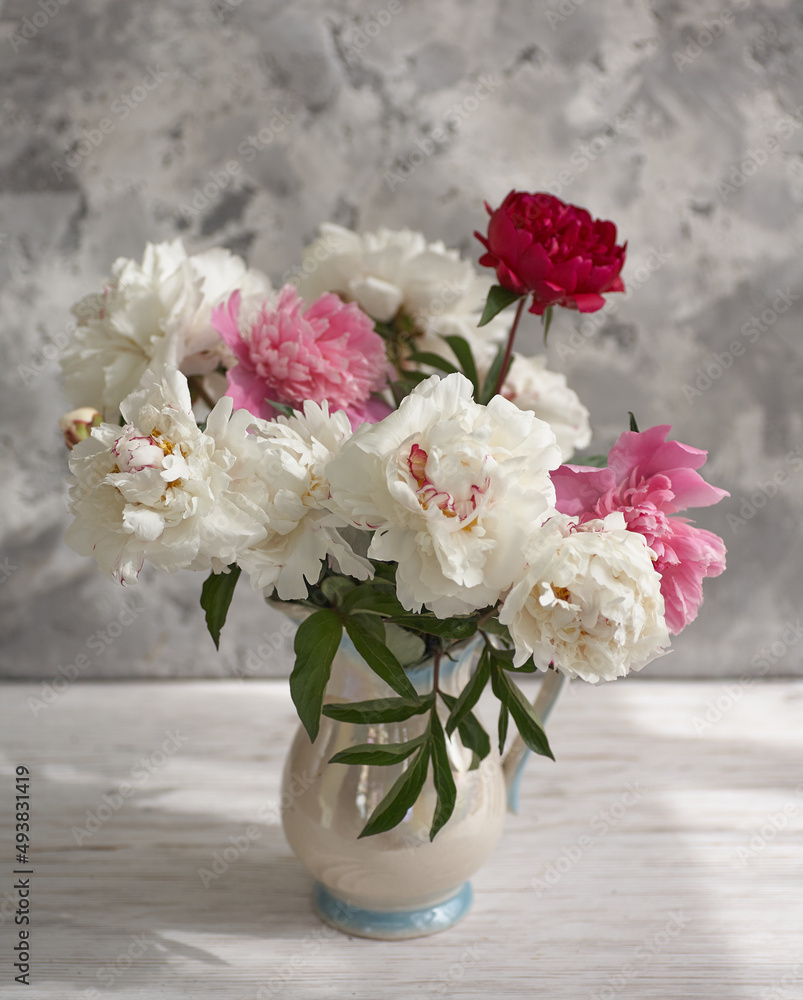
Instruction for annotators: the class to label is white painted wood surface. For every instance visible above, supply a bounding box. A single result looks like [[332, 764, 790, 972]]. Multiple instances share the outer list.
[[0, 679, 801, 999]]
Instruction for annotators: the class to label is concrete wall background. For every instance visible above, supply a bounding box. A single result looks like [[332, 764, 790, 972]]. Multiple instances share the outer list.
[[1, 0, 801, 680]]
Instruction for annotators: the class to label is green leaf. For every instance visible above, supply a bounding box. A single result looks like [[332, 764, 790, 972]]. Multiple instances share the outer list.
[[358, 743, 431, 838], [386, 615, 477, 641], [329, 733, 426, 767], [383, 623, 427, 667], [429, 710, 456, 840], [486, 644, 515, 666], [370, 561, 398, 584], [444, 646, 490, 736], [460, 715, 491, 767], [290, 609, 343, 742], [478, 285, 522, 327], [342, 584, 406, 618], [573, 454, 608, 468], [345, 616, 420, 701], [497, 702, 509, 756], [492, 666, 554, 760], [442, 335, 480, 395], [480, 619, 514, 645], [440, 691, 491, 767], [542, 305, 554, 345], [395, 310, 419, 336], [407, 351, 460, 375], [320, 575, 357, 607], [374, 320, 395, 339], [200, 564, 242, 649], [322, 693, 434, 724], [628, 411, 639, 433], [265, 398, 296, 418], [478, 343, 506, 404], [273, 596, 321, 612]]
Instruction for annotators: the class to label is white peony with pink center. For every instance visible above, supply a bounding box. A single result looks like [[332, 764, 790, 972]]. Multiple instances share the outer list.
[[326, 373, 563, 618]]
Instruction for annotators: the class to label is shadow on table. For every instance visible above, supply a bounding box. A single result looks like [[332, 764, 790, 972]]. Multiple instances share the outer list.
[[28, 791, 327, 993], [466, 681, 801, 1000]]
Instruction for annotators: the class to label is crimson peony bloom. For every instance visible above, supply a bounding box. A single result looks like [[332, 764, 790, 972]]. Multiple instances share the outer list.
[[211, 286, 391, 429], [475, 191, 627, 315], [551, 425, 729, 635]]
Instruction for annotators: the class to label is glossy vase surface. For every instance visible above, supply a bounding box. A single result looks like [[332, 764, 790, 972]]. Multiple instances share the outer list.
[[280, 637, 507, 939]]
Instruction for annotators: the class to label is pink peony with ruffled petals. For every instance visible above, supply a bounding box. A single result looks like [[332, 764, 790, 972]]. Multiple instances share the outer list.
[[211, 285, 391, 428], [551, 425, 728, 635]]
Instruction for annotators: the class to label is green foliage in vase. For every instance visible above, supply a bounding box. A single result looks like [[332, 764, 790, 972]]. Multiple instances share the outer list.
[[200, 554, 555, 841]]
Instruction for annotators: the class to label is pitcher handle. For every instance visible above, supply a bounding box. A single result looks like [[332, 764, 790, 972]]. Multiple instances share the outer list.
[[502, 669, 567, 814]]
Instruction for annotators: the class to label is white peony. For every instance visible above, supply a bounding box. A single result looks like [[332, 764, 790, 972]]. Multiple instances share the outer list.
[[417, 338, 591, 462], [326, 372, 562, 618], [497, 354, 591, 461], [499, 513, 670, 684], [61, 240, 270, 420], [295, 223, 509, 344], [235, 401, 373, 600], [65, 366, 271, 583]]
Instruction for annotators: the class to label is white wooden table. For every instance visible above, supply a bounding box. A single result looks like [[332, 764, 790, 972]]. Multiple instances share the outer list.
[[1, 679, 801, 999]]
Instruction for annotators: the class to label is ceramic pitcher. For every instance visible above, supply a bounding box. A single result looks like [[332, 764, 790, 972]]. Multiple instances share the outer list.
[[280, 635, 564, 939]]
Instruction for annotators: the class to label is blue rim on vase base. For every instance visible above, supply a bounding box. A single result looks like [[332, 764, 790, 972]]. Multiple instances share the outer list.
[[312, 881, 473, 940]]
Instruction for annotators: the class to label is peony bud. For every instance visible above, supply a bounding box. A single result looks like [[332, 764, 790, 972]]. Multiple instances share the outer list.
[[113, 434, 165, 473], [59, 408, 102, 449]]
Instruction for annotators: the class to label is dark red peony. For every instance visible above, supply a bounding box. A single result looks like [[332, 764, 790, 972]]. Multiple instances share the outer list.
[[475, 191, 627, 315]]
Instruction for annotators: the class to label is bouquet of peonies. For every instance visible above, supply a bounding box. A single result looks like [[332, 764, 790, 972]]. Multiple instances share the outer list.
[[59, 191, 728, 842]]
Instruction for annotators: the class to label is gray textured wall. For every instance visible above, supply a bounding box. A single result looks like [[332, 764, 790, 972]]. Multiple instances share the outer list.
[[1, 0, 801, 681]]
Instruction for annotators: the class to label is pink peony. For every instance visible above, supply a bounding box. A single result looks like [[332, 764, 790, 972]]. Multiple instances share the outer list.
[[551, 425, 728, 635], [211, 285, 391, 428]]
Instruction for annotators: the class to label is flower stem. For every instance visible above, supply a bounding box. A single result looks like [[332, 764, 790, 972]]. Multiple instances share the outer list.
[[494, 296, 527, 396], [189, 376, 217, 412], [432, 647, 441, 699], [476, 607, 500, 630]]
